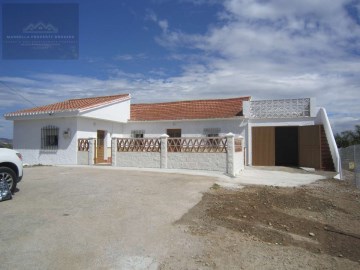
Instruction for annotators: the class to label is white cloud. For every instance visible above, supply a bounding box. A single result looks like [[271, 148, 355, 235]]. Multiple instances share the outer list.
[[158, 19, 169, 32], [114, 53, 147, 61], [2, 0, 360, 138], [145, 9, 157, 22], [151, 0, 360, 132], [145, 10, 170, 34]]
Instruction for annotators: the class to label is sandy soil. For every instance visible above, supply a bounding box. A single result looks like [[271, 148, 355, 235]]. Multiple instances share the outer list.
[[160, 172, 360, 269]]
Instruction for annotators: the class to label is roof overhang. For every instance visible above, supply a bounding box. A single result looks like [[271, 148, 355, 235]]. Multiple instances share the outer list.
[[4, 95, 131, 120], [128, 116, 245, 123], [4, 110, 80, 120]]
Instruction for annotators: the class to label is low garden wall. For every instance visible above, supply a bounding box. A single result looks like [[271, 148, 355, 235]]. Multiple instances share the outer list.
[[117, 152, 161, 168], [111, 134, 244, 176], [167, 152, 227, 172], [77, 134, 244, 176]]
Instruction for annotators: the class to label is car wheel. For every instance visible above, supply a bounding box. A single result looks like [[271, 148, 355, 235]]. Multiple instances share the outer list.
[[0, 167, 17, 193]]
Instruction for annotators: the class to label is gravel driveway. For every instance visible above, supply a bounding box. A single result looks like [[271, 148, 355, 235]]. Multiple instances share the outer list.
[[0, 166, 215, 270]]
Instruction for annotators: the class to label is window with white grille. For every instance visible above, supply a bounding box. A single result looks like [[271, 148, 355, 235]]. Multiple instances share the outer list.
[[203, 128, 221, 137], [41, 125, 59, 150], [131, 130, 145, 138]]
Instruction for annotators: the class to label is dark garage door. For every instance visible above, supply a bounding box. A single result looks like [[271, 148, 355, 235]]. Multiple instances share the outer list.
[[275, 127, 299, 166]]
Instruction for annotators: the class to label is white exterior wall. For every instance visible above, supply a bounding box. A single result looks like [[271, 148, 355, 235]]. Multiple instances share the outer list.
[[77, 151, 89, 165], [80, 99, 130, 122], [76, 118, 125, 161], [116, 152, 161, 168], [76, 118, 124, 140], [246, 117, 317, 166], [123, 118, 246, 138], [13, 117, 78, 165]]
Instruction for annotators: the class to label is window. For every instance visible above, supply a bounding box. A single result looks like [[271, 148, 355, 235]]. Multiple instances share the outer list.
[[131, 130, 145, 147], [204, 128, 221, 147], [41, 126, 59, 150], [203, 128, 221, 137], [131, 130, 145, 138]]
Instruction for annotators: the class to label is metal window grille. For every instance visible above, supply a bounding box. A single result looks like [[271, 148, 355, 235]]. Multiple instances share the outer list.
[[204, 128, 221, 137], [131, 130, 145, 138], [41, 125, 59, 150], [203, 128, 221, 147]]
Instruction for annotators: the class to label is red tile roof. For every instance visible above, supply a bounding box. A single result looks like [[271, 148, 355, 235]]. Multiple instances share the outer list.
[[5, 94, 130, 117], [5, 94, 250, 120], [130, 96, 250, 121]]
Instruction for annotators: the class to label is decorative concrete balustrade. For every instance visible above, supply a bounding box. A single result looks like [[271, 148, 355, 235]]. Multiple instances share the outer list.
[[77, 134, 244, 176], [111, 133, 244, 177], [243, 98, 316, 119]]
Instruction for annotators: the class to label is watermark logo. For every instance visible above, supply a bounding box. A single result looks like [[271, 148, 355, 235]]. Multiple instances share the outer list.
[[23, 22, 58, 34], [2, 3, 79, 60]]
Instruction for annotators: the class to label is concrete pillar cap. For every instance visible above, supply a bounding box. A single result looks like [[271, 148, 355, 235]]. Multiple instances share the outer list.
[[225, 132, 235, 137], [160, 134, 170, 138]]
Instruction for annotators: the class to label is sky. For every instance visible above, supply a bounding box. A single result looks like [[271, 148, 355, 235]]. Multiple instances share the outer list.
[[0, 0, 360, 139]]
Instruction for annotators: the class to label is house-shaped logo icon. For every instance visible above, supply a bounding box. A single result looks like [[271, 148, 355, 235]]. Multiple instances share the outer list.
[[23, 22, 58, 33]]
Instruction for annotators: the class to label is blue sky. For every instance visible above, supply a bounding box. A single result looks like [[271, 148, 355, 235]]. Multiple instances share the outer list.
[[1, 0, 360, 138]]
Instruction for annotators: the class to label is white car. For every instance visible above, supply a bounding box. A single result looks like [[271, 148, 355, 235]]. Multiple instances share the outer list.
[[0, 148, 23, 193]]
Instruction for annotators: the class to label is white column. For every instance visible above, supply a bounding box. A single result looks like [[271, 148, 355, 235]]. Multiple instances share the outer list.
[[238, 135, 245, 171], [88, 138, 96, 165], [111, 138, 117, 167], [226, 132, 235, 177], [160, 134, 169, 169], [247, 121, 252, 166]]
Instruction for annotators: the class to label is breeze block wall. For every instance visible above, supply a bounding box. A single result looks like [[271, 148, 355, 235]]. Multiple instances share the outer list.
[[112, 134, 244, 177]]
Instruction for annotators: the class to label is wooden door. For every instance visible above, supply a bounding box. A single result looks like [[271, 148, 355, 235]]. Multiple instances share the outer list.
[[252, 127, 275, 166], [96, 130, 105, 163], [298, 125, 321, 169]]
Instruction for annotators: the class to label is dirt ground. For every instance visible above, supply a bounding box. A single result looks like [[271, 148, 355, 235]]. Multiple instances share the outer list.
[[161, 171, 360, 269], [2, 166, 360, 269]]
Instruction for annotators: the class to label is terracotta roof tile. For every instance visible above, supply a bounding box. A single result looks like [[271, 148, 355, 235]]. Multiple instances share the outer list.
[[130, 96, 250, 121], [6, 94, 130, 117]]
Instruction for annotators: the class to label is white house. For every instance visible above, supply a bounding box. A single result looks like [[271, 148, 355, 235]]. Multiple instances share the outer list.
[[4, 93, 340, 175]]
